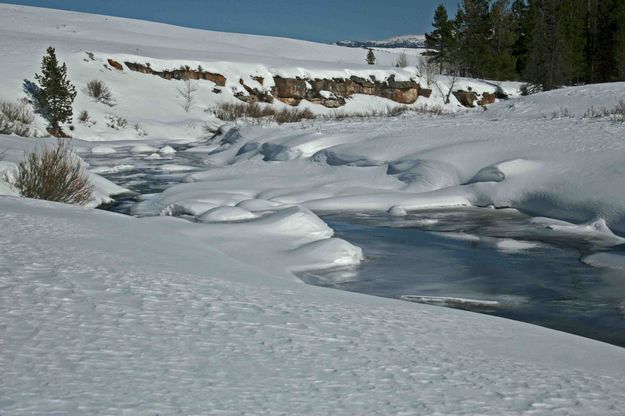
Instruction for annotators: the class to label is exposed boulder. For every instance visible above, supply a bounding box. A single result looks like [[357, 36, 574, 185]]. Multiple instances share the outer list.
[[453, 90, 479, 107], [419, 88, 432, 98], [272, 74, 421, 107], [478, 92, 496, 106], [107, 59, 123, 71], [237, 79, 274, 103]]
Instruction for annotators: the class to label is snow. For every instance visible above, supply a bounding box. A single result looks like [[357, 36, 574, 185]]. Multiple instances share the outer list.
[[1, 4, 625, 415], [197, 206, 259, 222], [2, 196, 625, 415]]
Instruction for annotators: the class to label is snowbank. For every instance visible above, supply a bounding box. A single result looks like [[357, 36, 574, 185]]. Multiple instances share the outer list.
[[1, 196, 625, 415]]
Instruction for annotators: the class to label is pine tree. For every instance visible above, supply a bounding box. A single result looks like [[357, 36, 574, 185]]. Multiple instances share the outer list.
[[488, 0, 518, 80], [455, 0, 492, 78], [511, 0, 531, 77], [615, 2, 625, 80], [366, 48, 376, 65], [424, 4, 456, 73], [35, 47, 77, 133]]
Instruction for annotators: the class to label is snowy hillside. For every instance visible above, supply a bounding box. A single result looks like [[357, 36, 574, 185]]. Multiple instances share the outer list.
[[0, 4, 512, 141], [336, 34, 427, 49], [2, 4, 625, 415]]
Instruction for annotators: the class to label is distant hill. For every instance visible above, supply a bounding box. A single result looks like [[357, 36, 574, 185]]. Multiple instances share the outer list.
[[335, 35, 426, 49]]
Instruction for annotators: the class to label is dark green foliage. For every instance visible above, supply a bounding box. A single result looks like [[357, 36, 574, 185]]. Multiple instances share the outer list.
[[424, 5, 456, 73], [366, 48, 376, 65], [424, 0, 625, 88], [34, 47, 77, 132]]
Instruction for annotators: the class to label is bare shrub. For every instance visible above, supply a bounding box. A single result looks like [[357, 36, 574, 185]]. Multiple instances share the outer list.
[[83, 79, 114, 106], [77, 110, 89, 123], [417, 56, 439, 87], [395, 53, 409, 68], [583, 100, 625, 123], [324, 105, 445, 120], [105, 115, 127, 130], [214, 102, 315, 124], [274, 107, 315, 123], [12, 139, 93, 205], [0, 99, 35, 137], [177, 78, 198, 112]]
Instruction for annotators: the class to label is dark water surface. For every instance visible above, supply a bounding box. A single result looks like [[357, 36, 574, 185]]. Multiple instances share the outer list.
[[302, 211, 625, 348]]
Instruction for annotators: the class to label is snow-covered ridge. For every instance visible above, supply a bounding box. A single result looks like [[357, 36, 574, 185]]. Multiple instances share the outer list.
[[336, 34, 427, 49]]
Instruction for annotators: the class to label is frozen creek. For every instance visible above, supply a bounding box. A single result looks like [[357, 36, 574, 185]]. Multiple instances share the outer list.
[[83, 141, 625, 348]]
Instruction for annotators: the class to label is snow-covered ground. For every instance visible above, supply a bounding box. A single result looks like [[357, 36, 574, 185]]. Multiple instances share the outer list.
[[2, 196, 625, 415], [2, 4, 625, 415]]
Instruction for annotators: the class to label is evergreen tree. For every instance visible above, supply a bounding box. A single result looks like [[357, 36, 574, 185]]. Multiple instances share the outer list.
[[511, 0, 531, 76], [488, 0, 518, 80], [615, 2, 625, 80], [455, 0, 492, 78], [424, 4, 456, 73], [35, 47, 77, 133], [366, 48, 376, 65]]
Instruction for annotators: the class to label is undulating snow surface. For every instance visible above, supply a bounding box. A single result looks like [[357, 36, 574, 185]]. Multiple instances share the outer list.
[[2, 4, 625, 415], [145, 82, 625, 238], [2, 196, 625, 415]]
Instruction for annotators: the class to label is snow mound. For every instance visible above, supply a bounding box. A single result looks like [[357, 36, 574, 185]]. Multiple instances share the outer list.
[[90, 146, 117, 155], [131, 144, 159, 153], [252, 206, 333, 240], [468, 159, 542, 184], [159, 145, 177, 155], [236, 198, 285, 211], [534, 217, 625, 247], [388, 205, 407, 217], [289, 238, 364, 271], [90, 164, 135, 174], [495, 238, 540, 253], [197, 206, 259, 223], [388, 159, 462, 191]]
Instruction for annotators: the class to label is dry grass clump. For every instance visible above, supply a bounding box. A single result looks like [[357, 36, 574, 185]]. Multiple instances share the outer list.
[[584, 100, 625, 123], [326, 105, 445, 120], [214, 102, 315, 124], [0, 99, 35, 136], [83, 79, 114, 106], [11, 139, 93, 205]]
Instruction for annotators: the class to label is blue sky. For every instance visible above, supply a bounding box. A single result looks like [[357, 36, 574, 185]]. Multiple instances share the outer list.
[[2, 0, 458, 42]]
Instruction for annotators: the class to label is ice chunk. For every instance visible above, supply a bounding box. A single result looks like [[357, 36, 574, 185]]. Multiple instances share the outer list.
[[91, 146, 116, 155]]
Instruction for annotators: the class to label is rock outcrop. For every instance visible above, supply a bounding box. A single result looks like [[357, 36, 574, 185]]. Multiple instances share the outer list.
[[478, 92, 496, 106], [123, 61, 226, 86], [120, 58, 491, 109], [453, 90, 478, 107], [270, 75, 423, 107], [107, 59, 123, 71]]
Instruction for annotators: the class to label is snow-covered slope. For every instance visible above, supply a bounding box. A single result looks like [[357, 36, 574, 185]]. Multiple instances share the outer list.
[[0, 4, 512, 141], [2, 196, 625, 415]]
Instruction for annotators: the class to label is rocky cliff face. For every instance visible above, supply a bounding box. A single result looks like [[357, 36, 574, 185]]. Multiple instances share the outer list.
[[118, 59, 493, 109], [270, 75, 424, 107], [123, 62, 226, 86]]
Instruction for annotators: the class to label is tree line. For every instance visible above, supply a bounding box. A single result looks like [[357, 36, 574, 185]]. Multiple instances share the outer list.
[[425, 0, 625, 90]]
